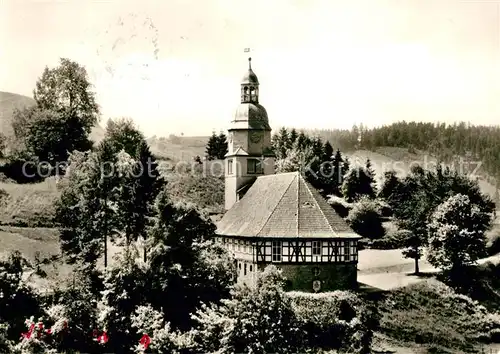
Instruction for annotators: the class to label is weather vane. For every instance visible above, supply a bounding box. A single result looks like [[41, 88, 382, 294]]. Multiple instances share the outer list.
[[244, 48, 252, 68]]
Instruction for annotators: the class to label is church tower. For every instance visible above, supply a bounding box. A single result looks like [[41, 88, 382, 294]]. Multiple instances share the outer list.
[[224, 58, 275, 210]]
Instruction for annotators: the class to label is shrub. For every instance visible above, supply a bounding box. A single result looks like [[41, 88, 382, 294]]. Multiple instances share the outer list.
[[327, 195, 352, 218], [376, 200, 393, 217], [347, 197, 385, 239], [380, 280, 500, 351], [0, 251, 41, 339], [44, 263, 102, 353], [190, 266, 307, 354], [289, 291, 379, 353], [370, 229, 412, 249], [130, 305, 194, 353], [486, 232, 500, 256], [0, 324, 14, 353], [98, 251, 149, 353], [0, 152, 47, 184]]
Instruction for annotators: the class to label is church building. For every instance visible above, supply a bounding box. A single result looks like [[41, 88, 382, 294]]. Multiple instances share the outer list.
[[215, 58, 360, 292]]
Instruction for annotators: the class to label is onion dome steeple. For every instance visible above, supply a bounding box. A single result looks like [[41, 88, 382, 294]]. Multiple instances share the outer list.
[[233, 57, 270, 130], [241, 58, 259, 103]]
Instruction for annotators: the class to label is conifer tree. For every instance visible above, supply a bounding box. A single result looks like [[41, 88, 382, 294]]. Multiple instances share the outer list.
[[133, 140, 165, 261], [341, 166, 376, 202], [332, 149, 347, 190], [205, 131, 218, 160], [310, 136, 324, 159], [216, 131, 228, 159], [378, 170, 401, 200], [296, 132, 309, 151], [289, 128, 299, 147], [271, 127, 290, 160], [56, 141, 120, 268], [323, 141, 334, 161], [94, 140, 120, 268], [365, 158, 377, 194], [343, 156, 350, 177]]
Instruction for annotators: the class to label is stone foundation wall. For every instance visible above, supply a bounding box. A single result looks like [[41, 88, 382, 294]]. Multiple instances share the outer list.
[[235, 259, 357, 292], [274, 263, 358, 292]]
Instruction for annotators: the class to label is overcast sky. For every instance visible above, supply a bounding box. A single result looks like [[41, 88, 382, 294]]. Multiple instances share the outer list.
[[1, 0, 500, 137]]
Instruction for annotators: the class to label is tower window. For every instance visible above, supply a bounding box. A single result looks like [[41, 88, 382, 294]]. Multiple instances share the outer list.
[[272, 241, 282, 262], [228, 159, 233, 174], [247, 159, 263, 174], [244, 263, 247, 275], [242, 86, 249, 102], [312, 241, 321, 256]]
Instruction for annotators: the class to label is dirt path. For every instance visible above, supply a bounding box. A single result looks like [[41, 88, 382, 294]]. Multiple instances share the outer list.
[[357, 249, 500, 291]]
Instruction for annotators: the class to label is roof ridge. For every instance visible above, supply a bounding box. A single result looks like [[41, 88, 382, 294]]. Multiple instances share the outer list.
[[302, 176, 336, 235], [257, 171, 297, 179], [256, 173, 296, 236]]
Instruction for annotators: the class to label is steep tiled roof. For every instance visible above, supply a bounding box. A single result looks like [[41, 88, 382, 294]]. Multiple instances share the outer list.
[[216, 171, 359, 238]]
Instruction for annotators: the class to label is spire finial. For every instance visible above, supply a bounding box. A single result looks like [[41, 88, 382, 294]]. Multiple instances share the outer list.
[[248, 57, 252, 70]]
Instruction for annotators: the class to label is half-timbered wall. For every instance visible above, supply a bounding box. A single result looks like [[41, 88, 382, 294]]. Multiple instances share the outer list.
[[255, 239, 358, 263], [215, 237, 358, 264], [215, 237, 254, 262]]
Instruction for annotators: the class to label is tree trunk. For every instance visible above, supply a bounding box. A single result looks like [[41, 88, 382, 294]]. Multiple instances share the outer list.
[[414, 256, 419, 275], [104, 198, 108, 268], [104, 232, 107, 268]]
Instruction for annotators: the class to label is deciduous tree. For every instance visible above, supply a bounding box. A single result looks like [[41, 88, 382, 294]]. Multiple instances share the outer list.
[[427, 194, 493, 272], [34, 58, 99, 133], [105, 118, 144, 157], [389, 164, 495, 274], [9, 58, 99, 171]]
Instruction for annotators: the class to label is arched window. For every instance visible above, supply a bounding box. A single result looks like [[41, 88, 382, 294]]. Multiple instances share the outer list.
[[242, 86, 249, 102]]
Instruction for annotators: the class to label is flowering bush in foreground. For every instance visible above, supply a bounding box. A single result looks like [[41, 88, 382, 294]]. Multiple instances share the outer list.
[[190, 266, 307, 354], [13, 313, 68, 354], [130, 305, 193, 353]]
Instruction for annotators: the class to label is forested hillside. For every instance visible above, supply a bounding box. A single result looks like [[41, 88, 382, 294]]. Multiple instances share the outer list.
[[305, 121, 500, 187]]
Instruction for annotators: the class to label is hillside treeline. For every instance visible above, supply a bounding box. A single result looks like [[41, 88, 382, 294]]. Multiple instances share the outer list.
[[303, 121, 500, 185]]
